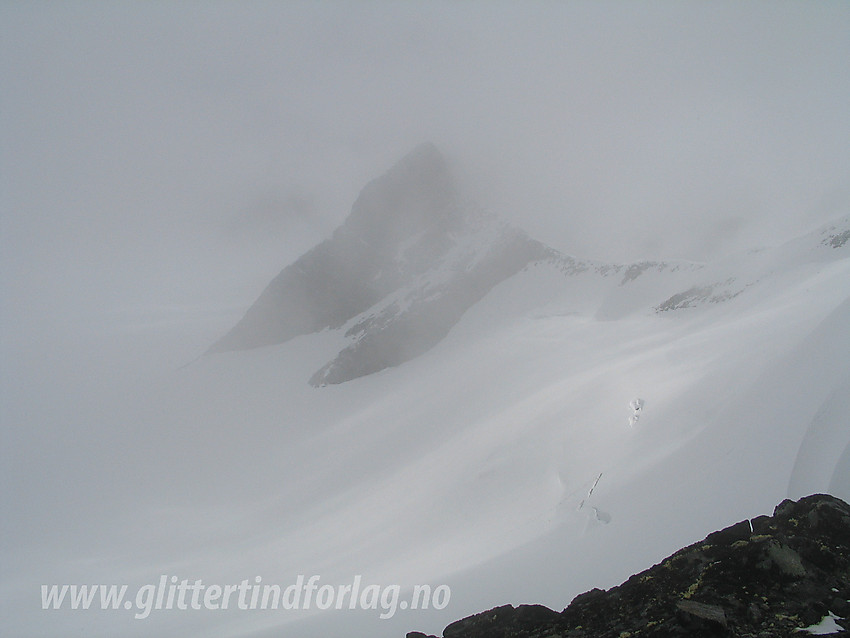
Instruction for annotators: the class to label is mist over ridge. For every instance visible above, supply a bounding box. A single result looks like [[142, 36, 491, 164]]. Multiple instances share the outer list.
[[209, 142, 850, 388]]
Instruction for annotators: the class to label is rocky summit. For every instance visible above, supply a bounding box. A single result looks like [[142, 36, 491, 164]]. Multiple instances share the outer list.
[[408, 494, 850, 638], [209, 143, 551, 385]]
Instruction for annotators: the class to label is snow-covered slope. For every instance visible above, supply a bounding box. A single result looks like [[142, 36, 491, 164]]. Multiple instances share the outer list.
[[4, 176, 848, 637], [159, 214, 850, 636], [240, 212, 850, 637]]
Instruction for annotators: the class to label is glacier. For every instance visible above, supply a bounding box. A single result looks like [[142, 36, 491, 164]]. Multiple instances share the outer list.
[[2, 146, 849, 638]]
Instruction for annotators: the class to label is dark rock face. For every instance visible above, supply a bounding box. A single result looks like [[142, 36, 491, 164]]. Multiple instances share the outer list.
[[412, 494, 850, 638], [308, 223, 548, 386], [209, 143, 550, 385], [210, 143, 460, 353]]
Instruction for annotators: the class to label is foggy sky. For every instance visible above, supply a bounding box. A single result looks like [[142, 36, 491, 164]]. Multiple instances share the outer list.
[[2, 1, 849, 339], [2, 4, 849, 637]]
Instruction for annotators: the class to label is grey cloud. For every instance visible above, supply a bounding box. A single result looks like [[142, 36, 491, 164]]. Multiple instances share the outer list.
[[1, 3, 849, 636]]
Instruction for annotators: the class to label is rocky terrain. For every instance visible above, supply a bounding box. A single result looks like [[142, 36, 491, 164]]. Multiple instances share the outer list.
[[407, 494, 850, 638]]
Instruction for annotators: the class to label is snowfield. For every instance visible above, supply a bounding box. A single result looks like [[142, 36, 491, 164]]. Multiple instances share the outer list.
[[3, 214, 849, 638]]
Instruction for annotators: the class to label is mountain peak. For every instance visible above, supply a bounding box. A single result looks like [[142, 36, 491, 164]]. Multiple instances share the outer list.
[[209, 144, 549, 382], [398, 141, 444, 169], [340, 142, 459, 245]]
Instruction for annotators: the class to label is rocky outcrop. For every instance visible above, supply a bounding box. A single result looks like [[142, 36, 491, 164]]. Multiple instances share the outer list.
[[408, 494, 850, 637], [308, 222, 549, 386]]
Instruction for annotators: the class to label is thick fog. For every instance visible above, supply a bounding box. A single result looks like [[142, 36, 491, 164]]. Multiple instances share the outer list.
[[4, 3, 849, 319], [2, 3, 849, 638]]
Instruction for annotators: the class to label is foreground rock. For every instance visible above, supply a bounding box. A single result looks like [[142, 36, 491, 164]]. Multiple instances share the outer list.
[[408, 494, 850, 637]]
